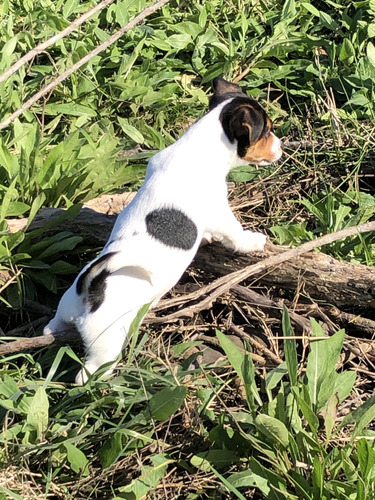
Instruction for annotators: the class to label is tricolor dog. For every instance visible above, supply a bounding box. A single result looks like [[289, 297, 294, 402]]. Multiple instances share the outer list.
[[44, 77, 283, 384]]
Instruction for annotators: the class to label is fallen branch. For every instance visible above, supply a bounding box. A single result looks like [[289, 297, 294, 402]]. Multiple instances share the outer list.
[[1, 220, 374, 356], [183, 220, 375, 311], [0, 0, 170, 130], [5, 194, 375, 308], [0, 0, 115, 85]]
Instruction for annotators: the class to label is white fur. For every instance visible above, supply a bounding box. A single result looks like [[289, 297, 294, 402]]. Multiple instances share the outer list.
[[44, 99, 282, 384]]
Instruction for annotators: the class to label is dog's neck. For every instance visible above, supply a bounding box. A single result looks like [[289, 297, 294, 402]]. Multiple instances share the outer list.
[[147, 100, 242, 183]]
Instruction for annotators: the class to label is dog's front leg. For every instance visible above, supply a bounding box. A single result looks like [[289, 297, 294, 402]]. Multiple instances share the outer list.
[[206, 204, 266, 253]]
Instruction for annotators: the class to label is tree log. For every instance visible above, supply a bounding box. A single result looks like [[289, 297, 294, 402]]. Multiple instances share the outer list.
[[5, 193, 375, 309]]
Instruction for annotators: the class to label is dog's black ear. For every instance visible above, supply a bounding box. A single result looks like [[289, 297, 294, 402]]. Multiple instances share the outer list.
[[212, 77, 242, 97], [220, 98, 267, 157], [209, 77, 244, 109]]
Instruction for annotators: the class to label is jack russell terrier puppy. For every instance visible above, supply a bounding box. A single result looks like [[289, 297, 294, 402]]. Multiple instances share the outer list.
[[44, 77, 283, 385]]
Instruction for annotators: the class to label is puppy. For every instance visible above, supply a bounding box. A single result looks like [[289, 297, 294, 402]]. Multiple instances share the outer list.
[[44, 77, 282, 384]]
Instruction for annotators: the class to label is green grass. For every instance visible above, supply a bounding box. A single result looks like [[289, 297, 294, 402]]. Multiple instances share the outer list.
[[0, 0, 375, 498]]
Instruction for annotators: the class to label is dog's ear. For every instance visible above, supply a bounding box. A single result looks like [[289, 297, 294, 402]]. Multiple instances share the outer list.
[[209, 77, 244, 109], [220, 98, 267, 157], [212, 77, 243, 97]]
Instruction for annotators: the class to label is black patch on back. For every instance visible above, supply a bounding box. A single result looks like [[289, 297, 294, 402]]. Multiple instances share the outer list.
[[88, 269, 111, 313], [76, 252, 117, 295], [219, 97, 267, 157], [145, 208, 197, 250]]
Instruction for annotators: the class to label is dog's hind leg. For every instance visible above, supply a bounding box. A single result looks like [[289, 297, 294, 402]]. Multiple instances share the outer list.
[[75, 310, 135, 385], [43, 284, 85, 336], [75, 268, 153, 385]]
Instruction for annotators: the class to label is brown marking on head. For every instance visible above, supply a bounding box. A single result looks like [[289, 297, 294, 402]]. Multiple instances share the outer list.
[[242, 132, 281, 165]]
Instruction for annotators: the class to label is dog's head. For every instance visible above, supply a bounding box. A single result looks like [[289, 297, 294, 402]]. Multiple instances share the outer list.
[[210, 77, 282, 166]]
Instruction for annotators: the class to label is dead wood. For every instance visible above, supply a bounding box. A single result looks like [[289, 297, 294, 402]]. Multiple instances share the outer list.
[[0, 329, 79, 355], [5, 193, 375, 309], [2, 193, 375, 357], [193, 240, 375, 309]]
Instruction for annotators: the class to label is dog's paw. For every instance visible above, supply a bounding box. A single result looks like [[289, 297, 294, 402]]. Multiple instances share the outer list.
[[235, 231, 267, 253], [43, 321, 56, 336], [43, 326, 52, 336]]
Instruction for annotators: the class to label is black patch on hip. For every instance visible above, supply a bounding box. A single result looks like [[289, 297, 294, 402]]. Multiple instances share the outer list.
[[88, 268, 111, 313], [76, 252, 117, 295], [145, 208, 197, 250]]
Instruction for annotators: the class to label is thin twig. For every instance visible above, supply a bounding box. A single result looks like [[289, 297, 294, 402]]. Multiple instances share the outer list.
[[0, 0, 170, 131], [230, 324, 282, 365], [0, 0, 116, 85]]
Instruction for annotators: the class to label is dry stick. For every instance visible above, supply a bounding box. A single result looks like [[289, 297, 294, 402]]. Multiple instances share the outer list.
[[153, 220, 375, 321], [1, 221, 374, 356], [0, 0, 170, 131], [0, 0, 116, 85]]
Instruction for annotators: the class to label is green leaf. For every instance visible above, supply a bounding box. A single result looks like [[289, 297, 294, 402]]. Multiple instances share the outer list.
[[0, 487, 23, 500], [116, 0, 129, 27], [1, 35, 18, 60], [26, 387, 49, 438], [149, 386, 187, 421], [99, 432, 124, 468], [216, 329, 261, 408], [64, 442, 89, 476], [339, 396, 375, 431], [367, 42, 375, 68], [50, 260, 78, 274], [254, 414, 289, 448], [44, 103, 97, 117], [0, 374, 19, 398], [265, 363, 288, 395], [37, 236, 83, 259], [0, 177, 18, 221], [280, 0, 296, 21], [119, 453, 173, 498], [357, 438, 375, 481], [118, 117, 145, 144], [210, 466, 247, 500], [306, 321, 345, 411], [191, 450, 239, 471], [297, 391, 320, 435], [301, 2, 320, 16], [26, 193, 46, 230], [333, 370, 356, 403], [248, 457, 290, 499], [282, 306, 298, 386], [63, 0, 79, 18], [339, 38, 355, 64], [6, 201, 30, 217], [319, 11, 339, 31], [353, 401, 375, 439], [322, 393, 339, 443]]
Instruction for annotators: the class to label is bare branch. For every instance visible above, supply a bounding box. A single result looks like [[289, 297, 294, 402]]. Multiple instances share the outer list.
[[0, 220, 374, 356], [0, 0, 170, 131], [0, 0, 116, 85], [153, 221, 375, 320]]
